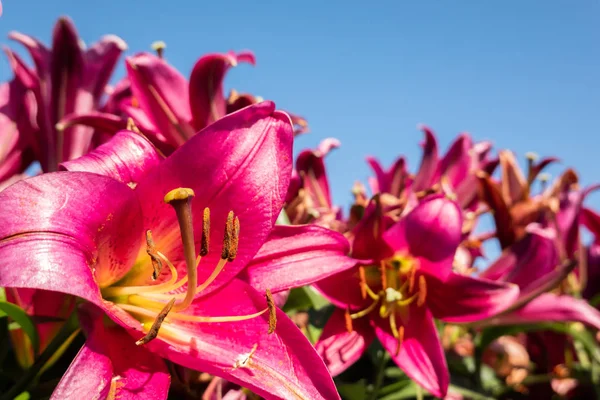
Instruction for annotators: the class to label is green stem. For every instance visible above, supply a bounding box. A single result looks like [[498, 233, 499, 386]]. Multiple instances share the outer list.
[[369, 350, 389, 400], [0, 312, 79, 400]]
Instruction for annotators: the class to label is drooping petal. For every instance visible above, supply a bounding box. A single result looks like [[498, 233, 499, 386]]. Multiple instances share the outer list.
[[426, 273, 519, 323], [60, 130, 161, 186], [241, 224, 356, 293], [0, 172, 143, 294], [412, 125, 439, 192], [8, 30, 51, 79], [557, 185, 600, 257], [130, 102, 294, 295], [489, 293, 600, 330], [126, 53, 194, 146], [366, 156, 409, 197], [315, 308, 374, 376], [51, 305, 170, 400], [374, 306, 449, 398], [581, 207, 600, 240], [189, 51, 256, 130], [383, 195, 462, 281], [351, 200, 394, 260], [117, 279, 340, 400], [58, 111, 127, 136]]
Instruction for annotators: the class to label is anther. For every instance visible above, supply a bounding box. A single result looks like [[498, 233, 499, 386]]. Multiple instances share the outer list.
[[201, 207, 210, 256], [221, 211, 235, 260], [380, 261, 388, 290], [227, 216, 240, 262], [525, 152, 539, 162], [164, 188, 197, 311], [135, 297, 175, 346], [345, 307, 353, 333], [417, 276, 427, 307], [266, 289, 277, 334], [359, 266, 367, 299], [146, 230, 163, 280], [408, 267, 416, 293], [151, 40, 166, 58]]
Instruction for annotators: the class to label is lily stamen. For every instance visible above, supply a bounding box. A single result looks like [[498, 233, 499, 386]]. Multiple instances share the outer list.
[[417, 275, 427, 307], [146, 230, 163, 280], [266, 289, 277, 334], [135, 297, 175, 346], [351, 295, 381, 320], [164, 187, 198, 311], [345, 307, 353, 333]]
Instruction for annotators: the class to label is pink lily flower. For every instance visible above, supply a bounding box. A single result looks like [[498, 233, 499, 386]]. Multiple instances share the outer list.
[[285, 138, 344, 229], [0, 102, 353, 399], [366, 125, 498, 209], [314, 195, 519, 397], [60, 50, 308, 154], [5, 16, 127, 172]]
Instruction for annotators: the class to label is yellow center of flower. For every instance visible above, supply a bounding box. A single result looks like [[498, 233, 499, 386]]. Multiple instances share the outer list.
[[346, 255, 427, 355], [101, 187, 276, 345]]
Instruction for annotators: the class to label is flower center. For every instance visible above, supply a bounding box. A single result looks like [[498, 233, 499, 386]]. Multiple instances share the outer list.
[[346, 255, 427, 355], [101, 187, 276, 345]]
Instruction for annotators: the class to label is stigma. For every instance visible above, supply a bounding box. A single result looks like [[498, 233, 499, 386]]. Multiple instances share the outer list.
[[103, 187, 276, 346]]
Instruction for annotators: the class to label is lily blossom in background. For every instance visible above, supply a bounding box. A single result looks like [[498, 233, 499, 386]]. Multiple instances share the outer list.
[[4, 16, 127, 173], [315, 195, 519, 397], [0, 102, 354, 399]]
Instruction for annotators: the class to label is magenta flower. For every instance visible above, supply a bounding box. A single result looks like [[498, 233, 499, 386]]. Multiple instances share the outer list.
[[366, 126, 498, 210], [0, 102, 353, 399], [61, 51, 307, 153], [314, 195, 519, 397], [5, 16, 127, 172], [478, 224, 600, 330]]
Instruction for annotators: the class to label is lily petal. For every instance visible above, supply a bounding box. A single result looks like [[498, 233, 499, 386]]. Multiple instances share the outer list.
[[375, 306, 449, 398], [52, 305, 170, 400], [0, 172, 143, 293], [412, 125, 439, 192], [189, 51, 255, 130], [314, 268, 367, 310], [83, 34, 127, 101], [383, 195, 462, 281], [126, 53, 195, 145], [241, 224, 356, 293], [123, 279, 340, 400], [316, 308, 374, 376], [60, 130, 161, 186], [295, 138, 340, 209], [132, 102, 293, 295], [427, 273, 519, 323], [490, 293, 600, 330]]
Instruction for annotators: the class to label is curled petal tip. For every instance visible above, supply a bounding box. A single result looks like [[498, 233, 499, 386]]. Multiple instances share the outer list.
[[102, 34, 128, 50]]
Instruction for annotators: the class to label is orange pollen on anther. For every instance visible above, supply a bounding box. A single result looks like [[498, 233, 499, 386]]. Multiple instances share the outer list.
[[408, 267, 416, 293], [345, 307, 353, 333], [396, 325, 405, 356], [222, 211, 234, 260], [380, 261, 388, 290], [126, 117, 141, 133], [201, 207, 210, 256], [358, 266, 367, 299], [266, 289, 277, 334], [228, 216, 240, 262], [417, 276, 427, 307]]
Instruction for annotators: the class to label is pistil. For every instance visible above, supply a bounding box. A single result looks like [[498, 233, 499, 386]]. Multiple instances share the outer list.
[[164, 188, 198, 311]]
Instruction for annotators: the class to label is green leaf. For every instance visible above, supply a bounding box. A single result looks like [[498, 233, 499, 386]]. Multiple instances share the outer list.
[[13, 392, 30, 400], [448, 384, 496, 400], [337, 380, 367, 400], [0, 302, 39, 357], [378, 381, 422, 400], [283, 287, 330, 312]]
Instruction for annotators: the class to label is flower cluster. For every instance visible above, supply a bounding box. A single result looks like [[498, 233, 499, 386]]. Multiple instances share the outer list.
[[0, 17, 599, 400]]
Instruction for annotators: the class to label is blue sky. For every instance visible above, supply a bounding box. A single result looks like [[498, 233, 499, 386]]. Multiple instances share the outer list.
[[1, 0, 599, 216]]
